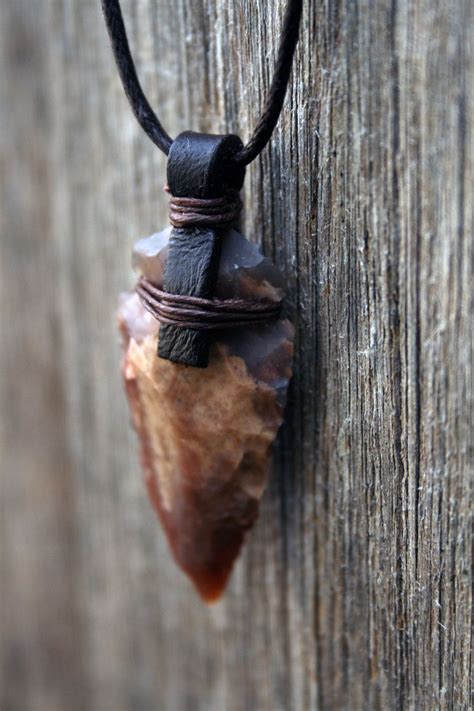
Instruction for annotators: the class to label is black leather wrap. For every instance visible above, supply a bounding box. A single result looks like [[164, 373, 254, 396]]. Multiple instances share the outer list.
[[158, 131, 245, 367]]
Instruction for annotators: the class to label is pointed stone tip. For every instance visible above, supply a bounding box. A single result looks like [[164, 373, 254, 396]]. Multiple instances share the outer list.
[[167, 536, 241, 603], [188, 567, 234, 604], [119, 226, 294, 601], [179, 533, 246, 602], [145, 466, 246, 604], [173, 544, 243, 604], [168, 516, 247, 604]]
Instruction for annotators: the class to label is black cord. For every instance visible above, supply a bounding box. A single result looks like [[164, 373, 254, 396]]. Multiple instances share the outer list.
[[101, 0, 173, 155], [235, 0, 303, 166], [101, 0, 302, 166]]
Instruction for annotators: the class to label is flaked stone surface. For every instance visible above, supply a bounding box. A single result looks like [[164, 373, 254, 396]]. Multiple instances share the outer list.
[[119, 228, 294, 602]]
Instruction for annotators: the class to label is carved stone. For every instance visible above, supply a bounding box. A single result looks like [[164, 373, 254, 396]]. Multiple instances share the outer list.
[[119, 228, 294, 601]]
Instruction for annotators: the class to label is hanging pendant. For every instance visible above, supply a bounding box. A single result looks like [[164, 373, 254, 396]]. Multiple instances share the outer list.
[[118, 132, 294, 601]]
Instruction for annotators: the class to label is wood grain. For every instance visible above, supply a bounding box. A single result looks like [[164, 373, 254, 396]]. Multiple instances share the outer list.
[[0, 0, 471, 709]]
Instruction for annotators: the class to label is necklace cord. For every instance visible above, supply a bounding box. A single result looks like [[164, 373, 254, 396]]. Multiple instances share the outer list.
[[101, 0, 302, 165]]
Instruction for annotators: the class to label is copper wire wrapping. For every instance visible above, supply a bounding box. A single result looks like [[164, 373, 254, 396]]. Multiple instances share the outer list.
[[166, 187, 243, 228], [136, 277, 281, 331]]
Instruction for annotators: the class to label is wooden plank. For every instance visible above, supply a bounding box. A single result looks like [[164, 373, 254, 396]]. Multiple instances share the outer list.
[[0, 0, 471, 709], [0, 3, 87, 710]]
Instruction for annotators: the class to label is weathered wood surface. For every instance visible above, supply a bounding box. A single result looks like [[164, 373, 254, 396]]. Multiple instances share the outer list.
[[0, 0, 471, 709]]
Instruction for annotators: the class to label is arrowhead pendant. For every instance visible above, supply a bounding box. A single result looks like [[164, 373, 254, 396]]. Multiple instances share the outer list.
[[118, 132, 294, 601], [119, 227, 294, 601]]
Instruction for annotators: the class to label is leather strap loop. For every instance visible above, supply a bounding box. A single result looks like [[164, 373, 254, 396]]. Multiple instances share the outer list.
[[157, 132, 246, 367]]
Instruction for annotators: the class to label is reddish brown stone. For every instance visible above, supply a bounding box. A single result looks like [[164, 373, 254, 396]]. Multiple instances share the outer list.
[[119, 228, 294, 601]]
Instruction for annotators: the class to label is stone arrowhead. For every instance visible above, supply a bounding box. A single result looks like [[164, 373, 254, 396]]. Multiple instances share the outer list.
[[118, 228, 294, 601]]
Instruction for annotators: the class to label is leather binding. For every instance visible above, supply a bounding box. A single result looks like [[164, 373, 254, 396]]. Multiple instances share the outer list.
[[158, 131, 245, 367]]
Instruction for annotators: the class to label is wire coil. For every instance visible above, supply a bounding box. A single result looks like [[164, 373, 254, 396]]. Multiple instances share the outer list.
[[136, 277, 281, 331]]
